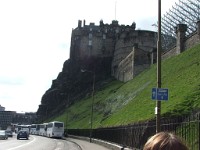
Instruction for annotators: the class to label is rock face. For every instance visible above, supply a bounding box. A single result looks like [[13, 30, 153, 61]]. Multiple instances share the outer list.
[[37, 57, 113, 119], [36, 20, 158, 119]]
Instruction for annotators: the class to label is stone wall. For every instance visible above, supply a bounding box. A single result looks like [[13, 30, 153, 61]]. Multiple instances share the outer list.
[[116, 46, 151, 82], [70, 20, 157, 82], [162, 21, 200, 60], [70, 20, 116, 60], [118, 21, 200, 82], [185, 33, 200, 50], [70, 20, 200, 83], [112, 30, 157, 68], [70, 20, 137, 60], [117, 49, 134, 82], [162, 46, 176, 60], [112, 30, 157, 81]]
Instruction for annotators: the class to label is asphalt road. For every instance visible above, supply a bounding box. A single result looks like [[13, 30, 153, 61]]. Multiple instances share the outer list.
[[0, 134, 80, 150], [0, 134, 111, 150]]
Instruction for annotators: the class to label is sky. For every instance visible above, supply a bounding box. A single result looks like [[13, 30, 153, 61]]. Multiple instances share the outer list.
[[0, 0, 179, 113]]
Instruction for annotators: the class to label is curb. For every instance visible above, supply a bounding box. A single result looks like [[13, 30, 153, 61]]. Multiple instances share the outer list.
[[66, 135, 140, 150], [65, 137, 83, 150]]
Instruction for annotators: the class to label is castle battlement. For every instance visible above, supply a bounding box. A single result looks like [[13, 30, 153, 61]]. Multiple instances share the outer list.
[[70, 20, 158, 81]]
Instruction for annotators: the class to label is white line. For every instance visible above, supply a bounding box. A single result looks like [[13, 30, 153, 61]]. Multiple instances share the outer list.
[[7, 136, 36, 150]]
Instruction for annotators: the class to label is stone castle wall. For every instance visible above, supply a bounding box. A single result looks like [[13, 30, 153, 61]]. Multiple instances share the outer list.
[[116, 45, 153, 82], [117, 50, 134, 82], [70, 23, 115, 59], [185, 33, 200, 50], [70, 20, 200, 83], [70, 20, 157, 82], [112, 30, 157, 81], [162, 21, 200, 60]]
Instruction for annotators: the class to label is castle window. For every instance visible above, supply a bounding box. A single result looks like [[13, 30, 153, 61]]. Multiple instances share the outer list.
[[115, 28, 119, 33], [89, 40, 92, 46], [103, 34, 106, 39], [105, 28, 107, 33], [89, 33, 92, 39]]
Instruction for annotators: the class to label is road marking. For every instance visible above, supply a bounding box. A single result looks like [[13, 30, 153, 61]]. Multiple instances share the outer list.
[[7, 136, 36, 150]]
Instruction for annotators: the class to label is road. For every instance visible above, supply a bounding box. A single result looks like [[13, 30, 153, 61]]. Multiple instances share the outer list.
[[0, 134, 80, 150], [0, 134, 111, 150]]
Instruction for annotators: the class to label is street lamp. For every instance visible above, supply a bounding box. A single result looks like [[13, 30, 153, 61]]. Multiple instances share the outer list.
[[156, 0, 162, 133], [60, 92, 69, 137], [81, 69, 95, 143]]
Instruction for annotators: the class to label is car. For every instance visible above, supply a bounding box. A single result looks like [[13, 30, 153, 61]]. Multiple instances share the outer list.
[[17, 130, 29, 140], [0, 130, 8, 140], [5, 130, 13, 137]]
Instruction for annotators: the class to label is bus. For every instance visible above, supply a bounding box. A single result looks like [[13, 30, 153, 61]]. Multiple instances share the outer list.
[[15, 124, 30, 134], [30, 124, 37, 134], [39, 123, 48, 136], [35, 124, 40, 135], [46, 121, 64, 138]]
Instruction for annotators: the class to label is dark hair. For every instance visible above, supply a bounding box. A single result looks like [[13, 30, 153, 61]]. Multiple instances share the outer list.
[[143, 132, 189, 150]]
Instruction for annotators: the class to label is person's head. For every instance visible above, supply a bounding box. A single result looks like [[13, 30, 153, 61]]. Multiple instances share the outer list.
[[143, 132, 189, 150]]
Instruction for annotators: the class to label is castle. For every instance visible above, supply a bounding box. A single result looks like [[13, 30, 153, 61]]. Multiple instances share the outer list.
[[37, 0, 200, 122], [70, 20, 157, 82], [37, 20, 158, 119], [37, 19, 200, 120]]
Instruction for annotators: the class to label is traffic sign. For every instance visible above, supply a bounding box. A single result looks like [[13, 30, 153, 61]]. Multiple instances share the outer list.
[[152, 88, 157, 100], [152, 88, 169, 101]]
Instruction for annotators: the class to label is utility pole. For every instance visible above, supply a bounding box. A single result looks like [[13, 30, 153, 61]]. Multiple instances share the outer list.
[[156, 0, 162, 133], [81, 69, 95, 143]]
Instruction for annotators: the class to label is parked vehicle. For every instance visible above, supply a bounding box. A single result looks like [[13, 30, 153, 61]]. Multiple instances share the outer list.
[[5, 130, 13, 137], [15, 124, 30, 134], [30, 124, 39, 135], [17, 130, 29, 140], [39, 123, 48, 136], [47, 121, 64, 138], [0, 130, 8, 140]]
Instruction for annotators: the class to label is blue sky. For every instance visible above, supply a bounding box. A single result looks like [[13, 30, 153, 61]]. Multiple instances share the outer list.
[[0, 0, 179, 113]]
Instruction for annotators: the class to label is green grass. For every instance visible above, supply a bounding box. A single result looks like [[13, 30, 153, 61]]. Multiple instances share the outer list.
[[53, 43, 200, 129]]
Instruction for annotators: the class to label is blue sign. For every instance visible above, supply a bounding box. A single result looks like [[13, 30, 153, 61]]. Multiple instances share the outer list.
[[152, 88, 157, 100], [152, 88, 169, 101]]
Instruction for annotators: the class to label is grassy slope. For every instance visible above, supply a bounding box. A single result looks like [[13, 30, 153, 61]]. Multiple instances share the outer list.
[[54, 44, 200, 129]]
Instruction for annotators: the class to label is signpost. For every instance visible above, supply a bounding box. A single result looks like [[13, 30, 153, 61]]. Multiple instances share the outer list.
[[152, 88, 169, 101], [157, 0, 162, 133]]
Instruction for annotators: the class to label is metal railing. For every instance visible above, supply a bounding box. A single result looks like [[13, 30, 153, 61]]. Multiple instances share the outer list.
[[67, 112, 200, 149]]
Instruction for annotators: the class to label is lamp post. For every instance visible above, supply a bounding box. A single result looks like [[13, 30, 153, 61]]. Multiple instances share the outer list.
[[81, 69, 95, 143], [156, 0, 162, 133], [60, 92, 70, 137], [65, 93, 70, 137]]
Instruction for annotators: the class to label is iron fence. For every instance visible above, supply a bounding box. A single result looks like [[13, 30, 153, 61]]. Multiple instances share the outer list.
[[67, 113, 200, 149]]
